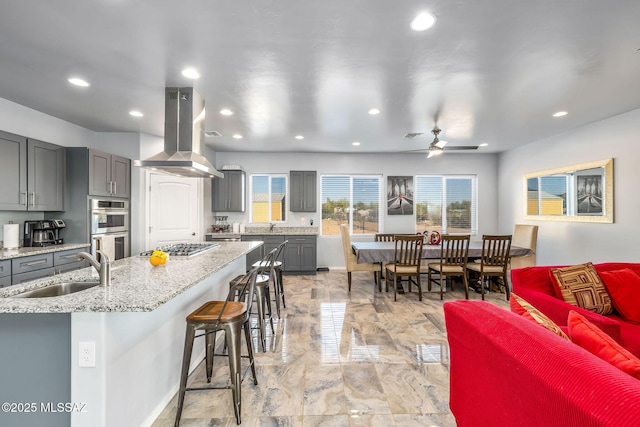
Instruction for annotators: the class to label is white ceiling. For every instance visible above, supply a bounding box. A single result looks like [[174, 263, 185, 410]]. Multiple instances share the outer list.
[[1, 1, 639, 154]]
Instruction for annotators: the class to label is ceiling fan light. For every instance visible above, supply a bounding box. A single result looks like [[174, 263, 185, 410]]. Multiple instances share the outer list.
[[410, 12, 437, 31]]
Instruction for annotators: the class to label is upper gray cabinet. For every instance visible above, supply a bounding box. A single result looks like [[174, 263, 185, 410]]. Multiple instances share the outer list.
[[212, 170, 245, 212], [0, 131, 65, 211], [289, 171, 316, 212], [89, 149, 131, 198]]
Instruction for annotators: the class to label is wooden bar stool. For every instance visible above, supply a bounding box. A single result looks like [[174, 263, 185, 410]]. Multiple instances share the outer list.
[[231, 248, 277, 352], [174, 267, 260, 426]]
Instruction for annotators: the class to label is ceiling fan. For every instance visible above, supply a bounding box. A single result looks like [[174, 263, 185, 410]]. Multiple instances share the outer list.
[[404, 127, 479, 158]]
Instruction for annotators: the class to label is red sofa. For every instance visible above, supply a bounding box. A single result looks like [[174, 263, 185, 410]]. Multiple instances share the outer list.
[[444, 300, 640, 427], [511, 262, 640, 357]]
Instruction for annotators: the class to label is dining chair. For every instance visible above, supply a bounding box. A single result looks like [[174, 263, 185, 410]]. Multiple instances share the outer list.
[[510, 224, 538, 270], [340, 224, 380, 291], [385, 235, 424, 301], [467, 234, 512, 300], [427, 235, 470, 300]]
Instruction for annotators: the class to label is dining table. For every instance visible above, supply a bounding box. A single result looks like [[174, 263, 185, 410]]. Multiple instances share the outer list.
[[351, 240, 533, 264]]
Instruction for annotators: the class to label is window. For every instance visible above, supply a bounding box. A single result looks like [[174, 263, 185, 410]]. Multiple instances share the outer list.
[[415, 175, 477, 235], [321, 175, 382, 235], [250, 174, 287, 223]]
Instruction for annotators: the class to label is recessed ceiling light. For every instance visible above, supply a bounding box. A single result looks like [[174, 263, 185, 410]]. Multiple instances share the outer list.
[[410, 12, 436, 31], [352, 141, 361, 146], [68, 77, 90, 87], [553, 111, 568, 117], [368, 108, 381, 115], [295, 135, 304, 140], [232, 134, 243, 139], [479, 143, 488, 147], [220, 109, 233, 116], [181, 68, 200, 79], [129, 110, 144, 117]]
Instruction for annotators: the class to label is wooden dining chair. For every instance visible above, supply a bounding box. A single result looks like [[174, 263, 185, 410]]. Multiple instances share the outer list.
[[427, 235, 470, 300], [467, 234, 512, 300], [340, 224, 380, 291], [385, 235, 424, 301]]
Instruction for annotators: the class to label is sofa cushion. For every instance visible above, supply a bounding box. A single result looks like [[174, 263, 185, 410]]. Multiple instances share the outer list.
[[550, 262, 613, 315], [568, 310, 640, 380], [510, 293, 570, 340], [599, 269, 640, 323]]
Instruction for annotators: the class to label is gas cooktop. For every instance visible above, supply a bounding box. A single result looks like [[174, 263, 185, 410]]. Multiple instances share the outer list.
[[140, 242, 220, 257]]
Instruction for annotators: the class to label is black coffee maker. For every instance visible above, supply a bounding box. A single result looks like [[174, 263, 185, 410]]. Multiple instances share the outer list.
[[23, 219, 65, 247]]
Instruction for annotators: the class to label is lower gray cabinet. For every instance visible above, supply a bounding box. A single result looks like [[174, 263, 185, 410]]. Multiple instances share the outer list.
[[9, 246, 90, 286], [0, 260, 11, 287], [11, 253, 55, 285], [283, 235, 316, 274]]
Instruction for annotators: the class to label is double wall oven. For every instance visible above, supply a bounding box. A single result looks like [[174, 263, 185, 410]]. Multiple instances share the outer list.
[[90, 199, 130, 261]]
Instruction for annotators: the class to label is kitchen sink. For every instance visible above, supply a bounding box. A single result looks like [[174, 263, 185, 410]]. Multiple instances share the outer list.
[[12, 281, 101, 298]]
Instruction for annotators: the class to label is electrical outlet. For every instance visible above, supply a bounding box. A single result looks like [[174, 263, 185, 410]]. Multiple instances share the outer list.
[[79, 341, 96, 367]]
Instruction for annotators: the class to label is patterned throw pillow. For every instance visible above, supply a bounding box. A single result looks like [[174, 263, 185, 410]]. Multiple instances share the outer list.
[[550, 262, 613, 315], [510, 293, 570, 340]]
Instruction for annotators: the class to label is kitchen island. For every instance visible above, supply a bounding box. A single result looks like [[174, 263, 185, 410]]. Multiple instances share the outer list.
[[0, 241, 261, 427]]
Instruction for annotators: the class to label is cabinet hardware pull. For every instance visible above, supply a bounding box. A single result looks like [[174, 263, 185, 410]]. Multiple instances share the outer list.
[[24, 259, 47, 267], [29, 192, 36, 206], [20, 191, 27, 206], [113, 182, 117, 194]]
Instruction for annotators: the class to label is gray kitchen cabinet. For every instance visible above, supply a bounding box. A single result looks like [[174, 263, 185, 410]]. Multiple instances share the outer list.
[[0, 131, 65, 211], [283, 235, 316, 274], [0, 260, 11, 287], [89, 149, 131, 198], [53, 247, 90, 273], [11, 253, 55, 285], [28, 138, 66, 211], [8, 247, 90, 286], [289, 171, 317, 212], [212, 170, 245, 212]]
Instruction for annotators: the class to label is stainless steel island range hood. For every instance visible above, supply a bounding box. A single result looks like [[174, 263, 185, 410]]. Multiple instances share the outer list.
[[134, 87, 224, 178]]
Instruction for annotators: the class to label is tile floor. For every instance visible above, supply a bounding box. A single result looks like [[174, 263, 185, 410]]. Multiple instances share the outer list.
[[152, 271, 509, 427]]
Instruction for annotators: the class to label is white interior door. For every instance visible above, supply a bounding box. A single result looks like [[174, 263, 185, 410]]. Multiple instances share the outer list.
[[148, 173, 201, 248]]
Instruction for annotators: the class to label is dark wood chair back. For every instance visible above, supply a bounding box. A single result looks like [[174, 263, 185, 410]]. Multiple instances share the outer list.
[[439, 235, 471, 267], [393, 235, 424, 267], [479, 235, 512, 270]]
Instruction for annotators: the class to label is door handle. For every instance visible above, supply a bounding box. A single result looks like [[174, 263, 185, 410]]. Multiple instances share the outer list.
[[192, 232, 196, 236]]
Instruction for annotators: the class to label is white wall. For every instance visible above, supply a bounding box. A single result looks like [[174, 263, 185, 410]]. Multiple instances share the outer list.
[[216, 151, 500, 269], [0, 97, 95, 147], [498, 108, 640, 265]]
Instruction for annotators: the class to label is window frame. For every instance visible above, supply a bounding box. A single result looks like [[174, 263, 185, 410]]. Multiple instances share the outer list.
[[320, 174, 383, 236], [414, 174, 478, 236], [249, 173, 288, 223]]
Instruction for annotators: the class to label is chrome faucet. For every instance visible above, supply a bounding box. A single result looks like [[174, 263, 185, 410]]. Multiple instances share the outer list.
[[269, 223, 275, 232], [77, 251, 111, 286]]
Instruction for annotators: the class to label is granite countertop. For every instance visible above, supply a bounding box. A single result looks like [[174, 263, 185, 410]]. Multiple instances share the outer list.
[[206, 226, 318, 236], [0, 243, 91, 261], [0, 241, 262, 314]]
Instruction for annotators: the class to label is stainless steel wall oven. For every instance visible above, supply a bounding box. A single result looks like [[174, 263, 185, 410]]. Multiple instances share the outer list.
[[90, 199, 130, 260]]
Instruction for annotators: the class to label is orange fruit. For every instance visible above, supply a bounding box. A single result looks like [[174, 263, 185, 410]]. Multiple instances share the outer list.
[[149, 255, 162, 266]]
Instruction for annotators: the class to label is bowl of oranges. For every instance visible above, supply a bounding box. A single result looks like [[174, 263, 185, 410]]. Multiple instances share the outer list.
[[149, 250, 169, 267]]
